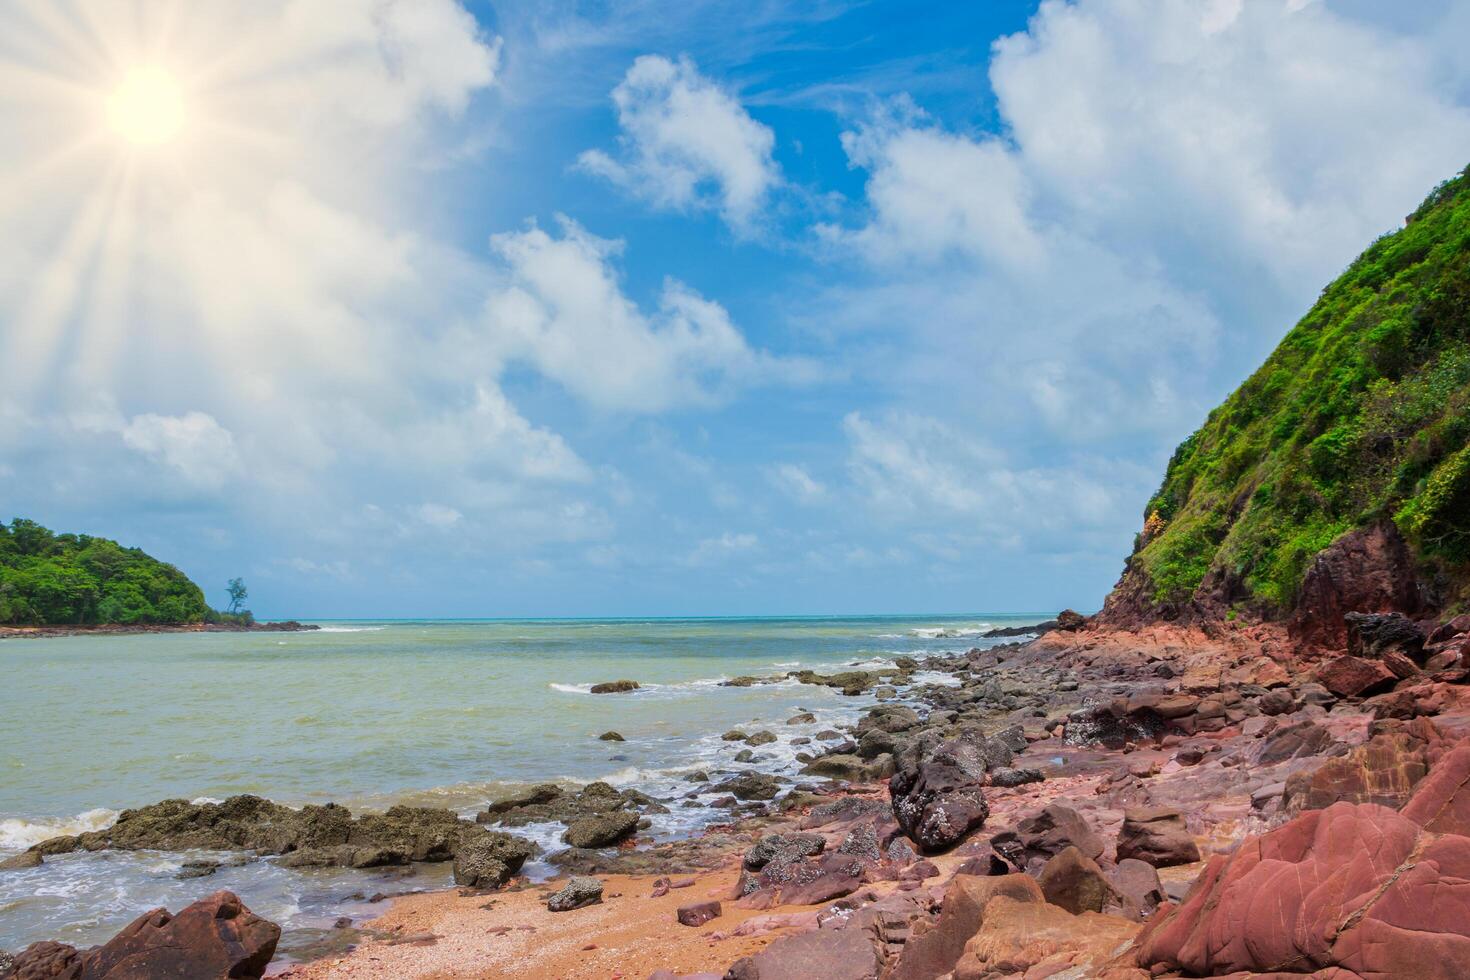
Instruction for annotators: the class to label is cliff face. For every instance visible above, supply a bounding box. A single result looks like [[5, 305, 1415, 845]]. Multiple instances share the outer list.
[[1099, 166, 1470, 643]]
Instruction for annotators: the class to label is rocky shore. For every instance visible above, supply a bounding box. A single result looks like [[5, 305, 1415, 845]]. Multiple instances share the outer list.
[[7, 608, 1470, 979], [0, 620, 319, 640]]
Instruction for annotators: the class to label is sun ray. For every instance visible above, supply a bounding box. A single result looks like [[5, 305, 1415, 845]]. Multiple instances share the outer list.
[[1, 160, 129, 400]]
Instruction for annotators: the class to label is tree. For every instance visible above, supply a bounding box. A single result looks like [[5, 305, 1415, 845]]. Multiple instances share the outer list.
[[226, 577, 249, 614]]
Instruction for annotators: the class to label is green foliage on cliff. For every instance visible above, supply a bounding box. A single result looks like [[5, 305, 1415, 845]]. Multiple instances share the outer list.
[[1135, 165, 1470, 612], [0, 519, 210, 625]]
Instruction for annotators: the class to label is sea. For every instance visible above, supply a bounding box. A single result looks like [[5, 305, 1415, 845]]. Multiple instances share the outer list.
[[0, 615, 1043, 955]]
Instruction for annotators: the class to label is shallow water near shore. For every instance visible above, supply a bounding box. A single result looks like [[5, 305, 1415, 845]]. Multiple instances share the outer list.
[[0, 615, 1039, 953]]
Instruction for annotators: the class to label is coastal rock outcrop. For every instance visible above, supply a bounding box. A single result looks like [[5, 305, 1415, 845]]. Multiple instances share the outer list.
[[1114, 807, 1199, 868], [1134, 798, 1470, 977], [451, 831, 536, 889], [28, 795, 534, 875], [5, 890, 278, 980]]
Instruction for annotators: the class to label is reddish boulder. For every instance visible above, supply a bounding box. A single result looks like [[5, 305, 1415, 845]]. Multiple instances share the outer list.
[[723, 925, 881, 980], [1116, 808, 1200, 868], [1253, 720, 1335, 765], [952, 895, 1140, 980], [1038, 845, 1118, 914], [888, 873, 1043, 980], [991, 803, 1104, 871], [1134, 802, 1470, 978], [676, 900, 721, 927], [7, 891, 278, 979], [1402, 741, 1470, 835], [1316, 655, 1396, 698]]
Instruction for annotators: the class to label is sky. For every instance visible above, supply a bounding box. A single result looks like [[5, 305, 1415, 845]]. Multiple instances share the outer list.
[[2, 0, 1469, 619]]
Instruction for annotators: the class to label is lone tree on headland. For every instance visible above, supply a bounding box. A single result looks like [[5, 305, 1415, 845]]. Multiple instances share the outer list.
[[226, 577, 248, 614]]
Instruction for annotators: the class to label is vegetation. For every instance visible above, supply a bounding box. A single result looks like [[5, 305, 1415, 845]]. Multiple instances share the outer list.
[[0, 518, 212, 625], [1131, 164, 1470, 614]]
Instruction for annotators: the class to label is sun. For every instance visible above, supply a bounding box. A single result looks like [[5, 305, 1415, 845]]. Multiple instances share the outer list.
[[107, 68, 186, 146]]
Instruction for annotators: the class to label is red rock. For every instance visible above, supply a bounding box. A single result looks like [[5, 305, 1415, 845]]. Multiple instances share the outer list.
[[723, 925, 881, 980], [1038, 845, 1118, 914], [778, 872, 861, 906], [1116, 808, 1199, 868], [888, 873, 1043, 980], [1316, 655, 1396, 698], [1283, 730, 1433, 813], [8, 890, 278, 980], [1134, 802, 1470, 978], [1289, 523, 1428, 650], [676, 900, 721, 927], [952, 896, 1140, 980], [1402, 740, 1470, 835], [1381, 648, 1420, 679]]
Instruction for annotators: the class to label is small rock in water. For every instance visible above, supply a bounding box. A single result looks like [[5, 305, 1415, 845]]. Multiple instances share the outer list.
[[598, 731, 625, 741], [547, 876, 604, 912], [589, 680, 640, 694], [0, 851, 43, 871]]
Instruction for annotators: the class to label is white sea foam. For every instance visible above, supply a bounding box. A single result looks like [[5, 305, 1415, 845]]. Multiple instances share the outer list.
[[0, 809, 119, 851], [908, 624, 992, 639], [313, 626, 386, 633]]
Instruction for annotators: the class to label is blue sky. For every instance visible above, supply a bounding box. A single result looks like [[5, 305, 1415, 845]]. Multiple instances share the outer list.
[[2, 0, 1469, 618]]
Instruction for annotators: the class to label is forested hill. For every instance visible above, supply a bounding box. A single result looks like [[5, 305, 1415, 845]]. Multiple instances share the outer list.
[[1101, 165, 1470, 638], [0, 519, 210, 625]]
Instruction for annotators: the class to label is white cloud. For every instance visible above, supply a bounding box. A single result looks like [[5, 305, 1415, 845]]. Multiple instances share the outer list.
[[687, 531, 759, 566], [768, 463, 826, 503], [414, 503, 464, 528], [819, 0, 1470, 559], [577, 55, 780, 232], [120, 413, 242, 490], [483, 217, 815, 411]]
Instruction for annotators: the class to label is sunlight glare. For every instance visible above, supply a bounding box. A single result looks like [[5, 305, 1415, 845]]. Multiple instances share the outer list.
[[107, 68, 185, 146]]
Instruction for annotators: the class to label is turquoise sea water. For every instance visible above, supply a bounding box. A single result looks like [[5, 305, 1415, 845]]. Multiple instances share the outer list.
[[0, 615, 1039, 953]]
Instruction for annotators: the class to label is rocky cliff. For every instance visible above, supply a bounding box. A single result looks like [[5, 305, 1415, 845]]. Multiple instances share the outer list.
[[1099, 165, 1470, 645]]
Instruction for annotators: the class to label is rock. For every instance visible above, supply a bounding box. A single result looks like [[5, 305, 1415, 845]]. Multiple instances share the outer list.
[[1283, 729, 1434, 813], [786, 712, 816, 725], [779, 871, 862, 906], [888, 737, 990, 853], [1254, 720, 1335, 765], [743, 834, 825, 870], [1116, 808, 1200, 868], [989, 767, 1044, 788], [745, 731, 777, 746], [1056, 609, 1086, 631], [856, 729, 897, 760], [676, 900, 721, 926], [1010, 803, 1105, 866], [562, 811, 639, 849], [546, 876, 603, 912], [1135, 801, 1470, 978], [589, 680, 639, 694], [598, 731, 625, 741], [1258, 689, 1296, 715], [1289, 523, 1428, 649], [1317, 655, 1397, 698], [888, 873, 1044, 980], [451, 831, 536, 889], [29, 796, 492, 870], [856, 705, 921, 734], [722, 730, 747, 741], [801, 754, 880, 782], [1402, 740, 1470, 835], [723, 924, 881, 980], [0, 851, 42, 870], [484, 783, 563, 815], [1108, 858, 1166, 919], [1345, 611, 1427, 661], [711, 773, 782, 801], [952, 895, 1140, 980], [1038, 845, 1118, 914], [7, 890, 278, 979]]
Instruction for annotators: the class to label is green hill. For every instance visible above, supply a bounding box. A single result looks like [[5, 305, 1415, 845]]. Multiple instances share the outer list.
[[1104, 165, 1470, 625], [0, 519, 211, 625]]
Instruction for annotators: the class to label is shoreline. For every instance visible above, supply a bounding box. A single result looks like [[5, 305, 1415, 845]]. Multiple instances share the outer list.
[[8, 612, 1470, 979], [0, 621, 320, 640]]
